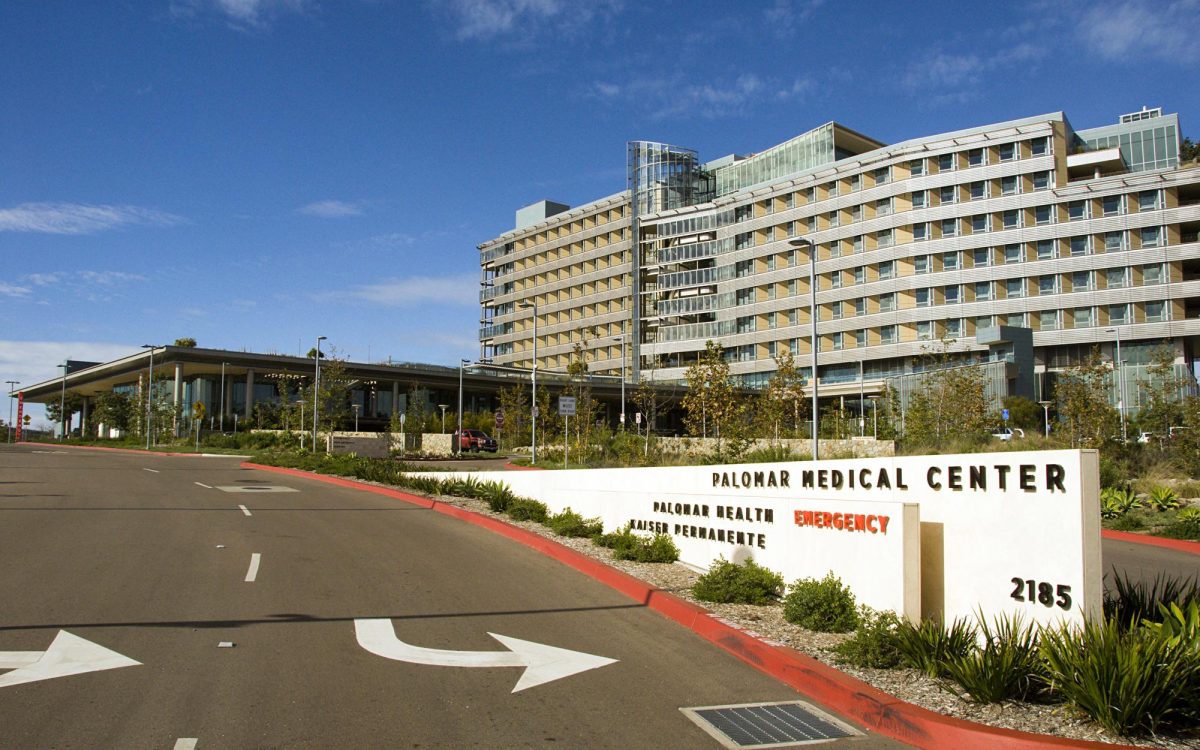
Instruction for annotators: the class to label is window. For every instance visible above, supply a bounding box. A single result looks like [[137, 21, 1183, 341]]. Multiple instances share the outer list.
[[975, 315, 995, 330], [1040, 310, 1060, 330], [854, 266, 865, 284], [944, 284, 961, 304], [785, 193, 795, 209], [1072, 270, 1092, 291], [913, 222, 928, 241], [880, 324, 897, 343], [879, 292, 896, 312], [830, 270, 843, 289], [937, 153, 955, 172], [1035, 205, 1053, 225], [875, 198, 893, 216], [943, 251, 960, 270], [945, 318, 963, 337], [877, 228, 894, 248], [973, 248, 991, 267], [1145, 300, 1167, 321], [854, 298, 866, 316], [878, 259, 895, 279], [736, 288, 753, 305], [874, 167, 890, 185], [1102, 195, 1123, 216], [827, 181, 839, 197], [1002, 209, 1020, 229], [853, 235, 864, 253], [736, 259, 753, 277], [829, 241, 842, 258], [1032, 171, 1051, 190], [916, 287, 931, 306], [735, 205, 753, 222], [766, 255, 777, 271], [768, 311, 778, 328], [1030, 137, 1049, 156], [736, 232, 753, 250], [1068, 200, 1088, 221], [974, 281, 993, 300], [917, 321, 934, 340], [828, 210, 840, 228], [1139, 190, 1160, 211], [767, 341, 777, 358], [1107, 268, 1129, 288], [909, 159, 925, 176], [1104, 231, 1125, 252], [1039, 275, 1058, 294], [849, 174, 861, 191], [1006, 312, 1026, 327], [855, 329, 867, 347], [968, 148, 985, 167], [912, 190, 926, 208], [1073, 307, 1094, 328], [1069, 236, 1091, 256], [1006, 278, 1025, 298], [914, 255, 930, 274], [1143, 263, 1165, 285], [831, 331, 844, 350], [737, 316, 756, 333], [941, 218, 958, 237], [1036, 239, 1056, 260], [1109, 304, 1129, 325], [970, 181, 987, 200], [939, 185, 957, 204], [789, 279, 798, 295], [971, 214, 990, 233], [998, 143, 1016, 162], [1001, 175, 1019, 195], [804, 187, 815, 203], [1004, 243, 1024, 263], [850, 204, 862, 222], [1140, 226, 1162, 248]]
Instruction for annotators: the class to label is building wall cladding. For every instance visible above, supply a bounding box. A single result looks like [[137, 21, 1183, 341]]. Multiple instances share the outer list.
[[479, 110, 1200, 400]]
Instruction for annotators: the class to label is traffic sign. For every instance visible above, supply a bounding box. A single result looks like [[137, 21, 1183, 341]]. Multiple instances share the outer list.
[[494, 410, 504, 428], [192, 401, 206, 420], [558, 396, 576, 416]]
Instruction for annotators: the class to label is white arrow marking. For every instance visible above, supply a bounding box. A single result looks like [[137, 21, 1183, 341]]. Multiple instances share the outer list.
[[354, 618, 616, 693], [0, 631, 140, 689]]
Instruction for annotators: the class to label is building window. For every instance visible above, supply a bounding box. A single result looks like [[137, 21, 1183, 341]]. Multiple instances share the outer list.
[[830, 270, 843, 289], [1139, 190, 1160, 211], [945, 318, 963, 337], [968, 148, 985, 167], [827, 181, 840, 197], [914, 255, 930, 274], [875, 198, 893, 216], [939, 185, 957, 204], [1001, 175, 1019, 195], [849, 174, 861, 191], [937, 153, 955, 172], [879, 292, 896, 312], [1002, 209, 1021, 229], [1040, 310, 1060, 330], [736, 288, 753, 305], [909, 159, 925, 176], [1032, 171, 1051, 190], [998, 143, 1016, 162], [768, 311, 778, 328], [1004, 243, 1024, 264], [830, 331, 843, 350], [917, 321, 934, 340], [1140, 226, 1162, 248], [874, 167, 890, 185], [855, 329, 867, 347], [736, 232, 753, 250], [736, 259, 753, 277], [1006, 312, 1026, 327], [970, 181, 987, 200], [1107, 268, 1129, 288], [916, 287, 931, 307], [735, 205, 753, 222], [851, 204, 863, 222], [1039, 275, 1058, 295], [789, 279, 798, 296], [1145, 300, 1167, 321], [1068, 200, 1089, 221], [854, 266, 866, 284], [828, 210, 840, 228], [944, 284, 961, 304], [1036, 239, 1056, 260], [1072, 270, 1092, 291], [975, 314, 995, 330], [1143, 263, 1165, 285], [878, 260, 895, 279], [1073, 307, 1094, 328], [1030, 137, 1049, 156], [853, 235, 864, 253], [1035, 205, 1053, 225], [974, 281, 993, 301], [913, 222, 928, 241], [880, 324, 897, 344], [1104, 231, 1126, 252], [912, 190, 926, 208], [877, 228, 894, 248], [1069, 236, 1091, 256], [941, 218, 958, 237], [1109, 304, 1129, 325], [1006, 278, 1025, 298], [855, 298, 866, 316], [737, 316, 756, 333], [971, 214, 990, 233], [973, 248, 991, 267], [785, 193, 795, 209], [943, 251, 960, 270], [1102, 194, 1123, 216]]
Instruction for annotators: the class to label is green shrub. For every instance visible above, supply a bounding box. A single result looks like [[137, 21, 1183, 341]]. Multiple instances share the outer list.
[[783, 572, 858, 633], [594, 526, 679, 563], [692, 557, 785, 605], [594, 525, 636, 550], [1105, 572, 1200, 630], [505, 497, 548, 523], [1143, 600, 1200, 652], [1100, 486, 1141, 518], [832, 608, 905, 669], [893, 616, 977, 678], [546, 508, 603, 538], [480, 481, 515, 513], [1147, 486, 1182, 512], [741, 444, 798, 463], [941, 614, 1044, 704], [1107, 513, 1146, 531], [1041, 617, 1200, 736]]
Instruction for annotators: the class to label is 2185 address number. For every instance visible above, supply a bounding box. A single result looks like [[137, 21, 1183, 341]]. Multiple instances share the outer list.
[[1010, 578, 1072, 610]]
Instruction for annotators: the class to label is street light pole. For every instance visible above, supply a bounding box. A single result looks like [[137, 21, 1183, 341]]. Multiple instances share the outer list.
[[790, 237, 818, 460], [1105, 327, 1126, 443], [313, 336, 326, 453], [615, 330, 627, 430], [438, 404, 449, 434], [868, 395, 879, 439], [518, 301, 538, 464], [1039, 400, 1053, 439], [141, 345, 156, 449], [6, 380, 18, 443], [457, 359, 469, 457]]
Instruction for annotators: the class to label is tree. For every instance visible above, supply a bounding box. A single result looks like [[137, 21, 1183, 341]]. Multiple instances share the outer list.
[[91, 391, 134, 436], [45, 393, 85, 436], [305, 348, 327, 359], [497, 383, 530, 449], [1056, 347, 1119, 447], [901, 339, 991, 447], [173, 337, 197, 348], [1182, 136, 1198, 162], [756, 348, 806, 443], [1137, 343, 1182, 439], [405, 381, 428, 450], [1001, 395, 1040, 432], [681, 341, 748, 456], [313, 356, 351, 435]]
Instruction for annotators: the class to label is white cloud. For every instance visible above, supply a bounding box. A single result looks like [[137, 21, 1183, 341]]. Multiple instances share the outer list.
[[78, 271, 147, 285], [764, 0, 826, 35], [0, 282, 31, 298], [296, 200, 364, 218], [170, 0, 309, 29], [0, 203, 185, 235], [900, 42, 1048, 95], [1078, 0, 1199, 63], [445, 0, 621, 41], [592, 73, 784, 120], [319, 273, 479, 307], [0, 340, 140, 393]]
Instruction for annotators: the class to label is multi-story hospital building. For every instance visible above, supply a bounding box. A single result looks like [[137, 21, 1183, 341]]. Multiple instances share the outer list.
[[478, 107, 1199, 414]]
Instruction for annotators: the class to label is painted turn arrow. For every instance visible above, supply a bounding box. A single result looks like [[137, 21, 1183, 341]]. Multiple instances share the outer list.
[[354, 618, 616, 693], [0, 631, 140, 689]]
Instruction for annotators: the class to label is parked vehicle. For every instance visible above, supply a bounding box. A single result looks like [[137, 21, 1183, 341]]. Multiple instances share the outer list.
[[454, 428, 498, 453], [991, 427, 1025, 441], [1136, 431, 1154, 444]]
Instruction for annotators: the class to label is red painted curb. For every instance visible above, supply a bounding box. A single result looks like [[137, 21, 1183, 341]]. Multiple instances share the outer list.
[[242, 462, 1135, 750], [502, 461, 544, 471], [1102, 528, 1200, 555]]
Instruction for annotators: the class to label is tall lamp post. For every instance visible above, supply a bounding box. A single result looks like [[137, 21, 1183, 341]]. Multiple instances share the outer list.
[[518, 301, 538, 464], [438, 404, 449, 433], [614, 331, 627, 429], [141, 346, 156, 449], [789, 237, 818, 460], [312, 336, 326, 453], [457, 359, 469, 456], [6, 380, 18, 443], [1105, 327, 1126, 443], [1039, 400, 1053, 439], [868, 395, 880, 439]]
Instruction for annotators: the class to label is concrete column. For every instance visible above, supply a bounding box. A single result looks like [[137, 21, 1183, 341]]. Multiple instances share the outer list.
[[244, 369, 255, 420], [173, 363, 184, 436], [391, 382, 400, 416], [81, 396, 89, 438], [224, 376, 233, 419]]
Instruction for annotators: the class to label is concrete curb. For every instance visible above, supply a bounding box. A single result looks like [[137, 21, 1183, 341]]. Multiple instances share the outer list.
[[243, 461, 1137, 750], [1102, 528, 1200, 555], [14, 441, 245, 458]]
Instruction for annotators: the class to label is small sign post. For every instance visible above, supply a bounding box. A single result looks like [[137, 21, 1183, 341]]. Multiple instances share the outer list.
[[559, 397, 576, 467]]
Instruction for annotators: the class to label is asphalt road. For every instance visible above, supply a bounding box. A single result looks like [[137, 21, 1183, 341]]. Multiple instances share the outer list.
[[0, 446, 904, 749]]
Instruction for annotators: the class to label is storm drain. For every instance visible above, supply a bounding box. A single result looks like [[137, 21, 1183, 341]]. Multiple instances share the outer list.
[[681, 701, 860, 748], [215, 485, 298, 493]]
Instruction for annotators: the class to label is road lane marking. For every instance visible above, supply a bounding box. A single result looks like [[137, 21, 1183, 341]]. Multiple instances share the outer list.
[[239, 505, 252, 517], [244, 553, 261, 582], [143, 468, 160, 473], [0, 631, 140, 689], [194, 482, 212, 489], [174, 739, 198, 750]]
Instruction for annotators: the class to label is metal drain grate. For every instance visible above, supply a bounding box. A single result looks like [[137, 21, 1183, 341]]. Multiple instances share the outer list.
[[681, 701, 859, 748]]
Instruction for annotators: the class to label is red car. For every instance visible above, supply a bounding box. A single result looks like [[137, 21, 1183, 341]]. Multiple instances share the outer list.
[[455, 429, 498, 453]]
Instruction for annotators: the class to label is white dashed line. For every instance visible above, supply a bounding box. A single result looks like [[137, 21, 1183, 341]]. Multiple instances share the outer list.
[[244, 553, 261, 582], [194, 482, 212, 489], [174, 739, 198, 750], [143, 468, 160, 473], [239, 504, 252, 517]]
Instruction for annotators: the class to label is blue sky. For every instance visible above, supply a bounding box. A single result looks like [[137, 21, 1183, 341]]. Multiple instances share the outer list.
[[3, 0, 1198, 425]]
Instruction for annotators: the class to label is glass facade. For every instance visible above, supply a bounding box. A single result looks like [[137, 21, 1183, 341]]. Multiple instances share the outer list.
[[712, 124, 837, 196]]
